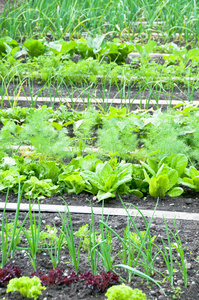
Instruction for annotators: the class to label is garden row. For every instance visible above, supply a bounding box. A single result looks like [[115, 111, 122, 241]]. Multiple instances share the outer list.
[[1, 0, 198, 44], [1, 37, 199, 89], [1, 104, 199, 200], [0, 188, 189, 299]]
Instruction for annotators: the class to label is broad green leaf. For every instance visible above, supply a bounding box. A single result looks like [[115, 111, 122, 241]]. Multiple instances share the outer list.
[[141, 161, 156, 177], [96, 190, 114, 201], [181, 177, 195, 189], [48, 41, 62, 53], [24, 39, 45, 58], [149, 175, 169, 198], [130, 189, 143, 198], [167, 169, 178, 189], [105, 174, 117, 191], [61, 174, 85, 194], [147, 158, 158, 174], [143, 169, 150, 184], [189, 166, 199, 179], [167, 187, 183, 197], [145, 41, 157, 55], [193, 176, 199, 191], [170, 154, 188, 176], [95, 162, 112, 184]]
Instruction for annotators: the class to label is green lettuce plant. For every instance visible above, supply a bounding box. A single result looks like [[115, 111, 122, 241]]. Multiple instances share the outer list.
[[141, 155, 185, 197], [105, 283, 146, 300], [24, 39, 46, 58], [23, 176, 59, 199], [180, 166, 199, 191], [81, 160, 132, 201], [0, 37, 18, 57], [0, 169, 26, 193], [7, 276, 45, 299]]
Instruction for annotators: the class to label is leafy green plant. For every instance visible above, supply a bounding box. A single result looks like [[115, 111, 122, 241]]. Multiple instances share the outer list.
[[0, 221, 22, 247], [97, 117, 138, 160], [141, 156, 184, 197], [135, 41, 157, 63], [18, 107, 73, 161], [180, 166, 199, 191], [0, 169, 26, 194], [7, 276, 45, 299], [81, 160, 132, 201], [105, 283, 146, 300], [24, 39, 46, 58], [0, 37, 18, 57], [75, 224, 90, 252], [142, 112, 191, 159], [23, 177, 59, 199]]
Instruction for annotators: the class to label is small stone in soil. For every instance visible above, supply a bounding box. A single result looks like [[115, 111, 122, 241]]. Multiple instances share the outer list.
[[185, 199, 193, 204]]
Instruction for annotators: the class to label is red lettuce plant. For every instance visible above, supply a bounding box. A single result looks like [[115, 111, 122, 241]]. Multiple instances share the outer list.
[[0, 265, 22, 286], [31, 268, 79, 285], [31, 269, 118, 293], [84, 271, 119, 293]]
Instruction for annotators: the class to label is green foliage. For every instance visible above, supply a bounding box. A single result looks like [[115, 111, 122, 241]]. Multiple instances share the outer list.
[[75, 224, 100, 252], [0, 120, 20, 153], [135, 41, 157, 63], [26, 224, 66, 249], [141, 155, 185, 197], [142, 112, 191, 159], [24, 161, 60, 184], [18, 107, 72, 160], [23, 176, 59, 199], [24, 39, 46, 58], [105, 283, 146, 300], [73, 109, 100, 149], [129, 230, 156, 250], [0, 220, 22, 246], [58, 170, 85, 194], [7, 276, 45, 299], [128, 164, 149, 198], [180, 166, 199, 191], [0, 37, 18, 57], [0, 169, 26, 193], [97, 117, 138, 160], [81, 160, 132, 201]]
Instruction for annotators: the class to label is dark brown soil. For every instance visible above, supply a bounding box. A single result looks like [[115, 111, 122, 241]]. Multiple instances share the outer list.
[[3, 83, 199, 110], [0, 190, 199, 299], [1, 188, 199, 213], [0, 209, 199, 300]]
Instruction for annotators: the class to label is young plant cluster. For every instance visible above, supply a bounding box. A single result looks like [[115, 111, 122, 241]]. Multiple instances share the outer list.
[[0, 188, 188, 298]]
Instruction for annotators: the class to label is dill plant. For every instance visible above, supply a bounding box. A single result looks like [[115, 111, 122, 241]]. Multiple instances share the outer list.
[[73, 108, 101, 152], [97, 117, 138, 160], [142, 112, 191, 159], [18, 107, 73, 161]]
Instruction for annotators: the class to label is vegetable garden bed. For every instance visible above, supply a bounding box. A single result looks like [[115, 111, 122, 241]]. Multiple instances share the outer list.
[[0, 100, 199, 299], [1, 0, 199, 299]]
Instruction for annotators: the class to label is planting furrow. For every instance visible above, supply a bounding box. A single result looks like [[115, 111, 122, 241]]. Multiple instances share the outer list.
[[1, 202, 199, 221]]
